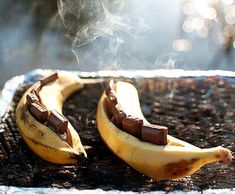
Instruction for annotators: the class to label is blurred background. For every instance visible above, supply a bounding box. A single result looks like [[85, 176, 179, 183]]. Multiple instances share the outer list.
[[0, 0, 235, 88]]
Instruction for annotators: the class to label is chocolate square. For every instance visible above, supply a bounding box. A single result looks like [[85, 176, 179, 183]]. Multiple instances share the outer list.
[[110, 103, 126, 126], [40, 72, 58, 87], [30, 89, 40, 98], [106, 92, 118, 116], [112, 104, 123, 117], [115, 112, 127, 127], [110, 116, 117, 125], [26, 91, 40, 106], [122, 116, 143, 138], [141, 124, 168, 145], [47, 110, 68, 134], [29, 102, 48, 123], [31, 86, 41, 96]]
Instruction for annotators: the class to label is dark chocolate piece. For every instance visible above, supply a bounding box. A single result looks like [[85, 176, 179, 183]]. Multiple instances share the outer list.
[[115, 112, 127, 127], [111, 103, 126, 126], [47, 110, 68, 134], [31, 86, 41, 96], [26, 91, 40, 106], [141, 124, 168, 145], [105, 79, 116, 96], [29, 102, 48, 123], [106, 92, 118, 116], [122, 116, 143, 138], [112, 104, 123, 117], [30, 89, 40, 98], [110, 116, 116, 125], [40, 72, 58, 87]]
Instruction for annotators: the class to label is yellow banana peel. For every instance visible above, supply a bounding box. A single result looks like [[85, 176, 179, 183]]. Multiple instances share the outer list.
[[96, 81, 233, 180], [16, 73, 86, 164]]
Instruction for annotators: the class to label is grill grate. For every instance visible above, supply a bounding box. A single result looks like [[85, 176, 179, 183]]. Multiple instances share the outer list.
[[0, 77, 234, 191]]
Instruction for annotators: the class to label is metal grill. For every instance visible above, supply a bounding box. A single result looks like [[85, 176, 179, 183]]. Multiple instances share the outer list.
[[0, 76, 234, 191]]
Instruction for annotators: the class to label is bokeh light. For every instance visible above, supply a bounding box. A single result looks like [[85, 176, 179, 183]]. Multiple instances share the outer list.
[[172, 39, 191, 52]]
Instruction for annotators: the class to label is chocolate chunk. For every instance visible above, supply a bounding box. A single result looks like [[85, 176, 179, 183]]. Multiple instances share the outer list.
[[31, 86, 41, 96], [112, 104, 123, 117], [110, 116, 117, 125], [29, 102, 48, 123], [105, 79, 116, 96], [40, 72, 58, 87], [122, 116, 143, 138], [106, 92, 118, 116], [30, 89, 40, 98], [141, 124, 168, 145], [26, 91, 40, 106], [47, 110, 68, 134], [111, 103, 126, 126], [115, 112, 127, 127]]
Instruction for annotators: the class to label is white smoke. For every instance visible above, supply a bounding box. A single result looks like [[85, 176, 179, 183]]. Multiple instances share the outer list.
[[57, 0, 151, 70]]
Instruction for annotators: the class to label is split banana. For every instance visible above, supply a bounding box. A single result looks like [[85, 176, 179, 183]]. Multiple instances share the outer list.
[[96, 81, 233, 180], [16, 73, 86, 164]]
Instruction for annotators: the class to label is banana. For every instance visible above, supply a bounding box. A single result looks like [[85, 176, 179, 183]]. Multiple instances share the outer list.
[[96, 81, 233, 180], [16, 73, 86, 164]]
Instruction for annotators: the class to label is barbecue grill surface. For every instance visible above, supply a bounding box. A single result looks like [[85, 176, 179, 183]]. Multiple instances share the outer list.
[[0, 77, 234, 191]]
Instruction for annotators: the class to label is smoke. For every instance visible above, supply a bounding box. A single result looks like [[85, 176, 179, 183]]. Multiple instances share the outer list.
[[57, 0, 152, 70], [154, 53, 191, 70]]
